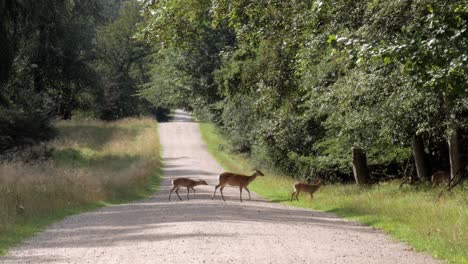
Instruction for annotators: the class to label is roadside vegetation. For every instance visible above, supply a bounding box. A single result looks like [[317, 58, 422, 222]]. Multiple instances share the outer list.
[[139, 0, 467, 188], [200, 122, 468, 264], [1, 0, 169, 159], [0, 118, 161, 255]]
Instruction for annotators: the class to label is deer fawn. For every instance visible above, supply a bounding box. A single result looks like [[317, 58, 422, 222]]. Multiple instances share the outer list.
[[291, 179, 322, 201], [169, 178, 208, 201], [211, 169, 264, 202], [431, 171, 450, 187]]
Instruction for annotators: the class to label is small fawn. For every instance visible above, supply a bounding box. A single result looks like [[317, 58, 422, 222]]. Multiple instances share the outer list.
[[211, 169, 264, 202], [291, 179, 322, 201], [169, 178, 208, 201], [431, 171, 450, 187]]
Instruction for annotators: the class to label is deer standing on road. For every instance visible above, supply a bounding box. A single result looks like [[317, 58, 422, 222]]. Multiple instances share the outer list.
[[291, 179, 322, 201], [169, 178, 208, 201], [211, 169, 264, 202]]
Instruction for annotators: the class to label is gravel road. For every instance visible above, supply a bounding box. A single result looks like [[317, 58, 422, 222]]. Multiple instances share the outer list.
[[0, 110, 441, 264]]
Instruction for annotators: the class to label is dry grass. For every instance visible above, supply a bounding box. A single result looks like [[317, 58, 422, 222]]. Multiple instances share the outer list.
[[0, 118, 160, 251]]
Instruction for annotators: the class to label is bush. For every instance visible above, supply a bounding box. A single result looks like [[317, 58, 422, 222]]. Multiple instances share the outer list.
[[0, 109, 56, 156]]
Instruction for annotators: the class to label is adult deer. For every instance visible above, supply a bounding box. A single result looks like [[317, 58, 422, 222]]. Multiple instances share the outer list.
[[431, 171, 450, 187], [211, 169, 264, 202], [291, 179, 322, 201], [169, 178, 208, 201]]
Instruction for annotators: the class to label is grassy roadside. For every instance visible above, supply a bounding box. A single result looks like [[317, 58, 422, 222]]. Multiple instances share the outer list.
[[0, 118, 162, 255], [199, 122, 468, 264]]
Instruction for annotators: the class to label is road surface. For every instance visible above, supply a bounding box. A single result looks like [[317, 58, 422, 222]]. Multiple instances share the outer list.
[[0, 110, 441, 264]]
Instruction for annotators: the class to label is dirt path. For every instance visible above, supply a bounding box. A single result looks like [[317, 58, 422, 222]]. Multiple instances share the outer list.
[[1, 110, 441, 264]]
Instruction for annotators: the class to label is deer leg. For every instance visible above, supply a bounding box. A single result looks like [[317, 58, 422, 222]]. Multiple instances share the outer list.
[[239, 186, 243, 202], [212, 185, 220, 200], [191, 187, 196, 198], [175, 188, 182, 201], [296, 190, 300, 201], [220, 186, 226, 201], [169, 186, 177, 201], [187, 187, 190, 200], [244, 187, 251, 200], [309, 193, 314, 200], [291, 191, 296, 201]]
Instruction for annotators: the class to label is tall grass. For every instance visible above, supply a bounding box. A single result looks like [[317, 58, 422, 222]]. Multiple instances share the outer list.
[[0, 118, 161, 255], [199, 122, 468, 264]]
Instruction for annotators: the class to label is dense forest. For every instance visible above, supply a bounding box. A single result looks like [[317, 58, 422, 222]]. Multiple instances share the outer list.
[[0, 0, 168, 157], [1, 0, 467, 185], [137, 0, 467, 185]]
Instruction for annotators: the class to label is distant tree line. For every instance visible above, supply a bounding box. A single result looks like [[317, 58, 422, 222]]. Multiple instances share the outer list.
[[138, 0, 467, 185], [0, 0, 167, 155]]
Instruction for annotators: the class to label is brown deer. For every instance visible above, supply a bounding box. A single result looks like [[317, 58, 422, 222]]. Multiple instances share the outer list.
[[211, 169, 264, 202], [169, 178, 208, 201], [291, 179, 322, 201], [431, 171, 450, 187]]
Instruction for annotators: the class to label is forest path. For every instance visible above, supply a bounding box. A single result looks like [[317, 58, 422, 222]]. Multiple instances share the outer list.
[[0, 110, 440, 264]]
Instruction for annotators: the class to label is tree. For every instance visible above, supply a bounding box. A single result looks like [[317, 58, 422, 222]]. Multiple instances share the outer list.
[[137, 0, 468, 184], [138, 0, 232, 115], [94, 0, 154, 120], [0, 0, 103, 154], [358, 1, 468, 181]]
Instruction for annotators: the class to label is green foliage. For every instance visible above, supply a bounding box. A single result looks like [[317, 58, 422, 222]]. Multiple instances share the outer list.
[[93, 0, 157, 120], [138, 48, 195, 110], [138, 0, 234, 110], [1, 0, 102, 119], [0, 109, 56, 156], [1, 0, 168, 154], [140, 0, 468, 181]]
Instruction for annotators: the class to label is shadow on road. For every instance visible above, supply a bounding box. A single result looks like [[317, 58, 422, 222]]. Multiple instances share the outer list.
[[5, 169, 379, 253], [161, 111, 194, 123]]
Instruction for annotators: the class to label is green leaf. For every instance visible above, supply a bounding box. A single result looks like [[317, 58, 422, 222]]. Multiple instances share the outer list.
[[383, 56, 392, 65], [427, 4, 434, 13]]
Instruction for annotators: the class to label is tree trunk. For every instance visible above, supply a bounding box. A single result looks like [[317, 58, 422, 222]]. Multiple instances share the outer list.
[[62, 109, 72, 120], [448, 130, 462, 180], [352, 147, 370, 184], [412, 135, 429, 181]]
